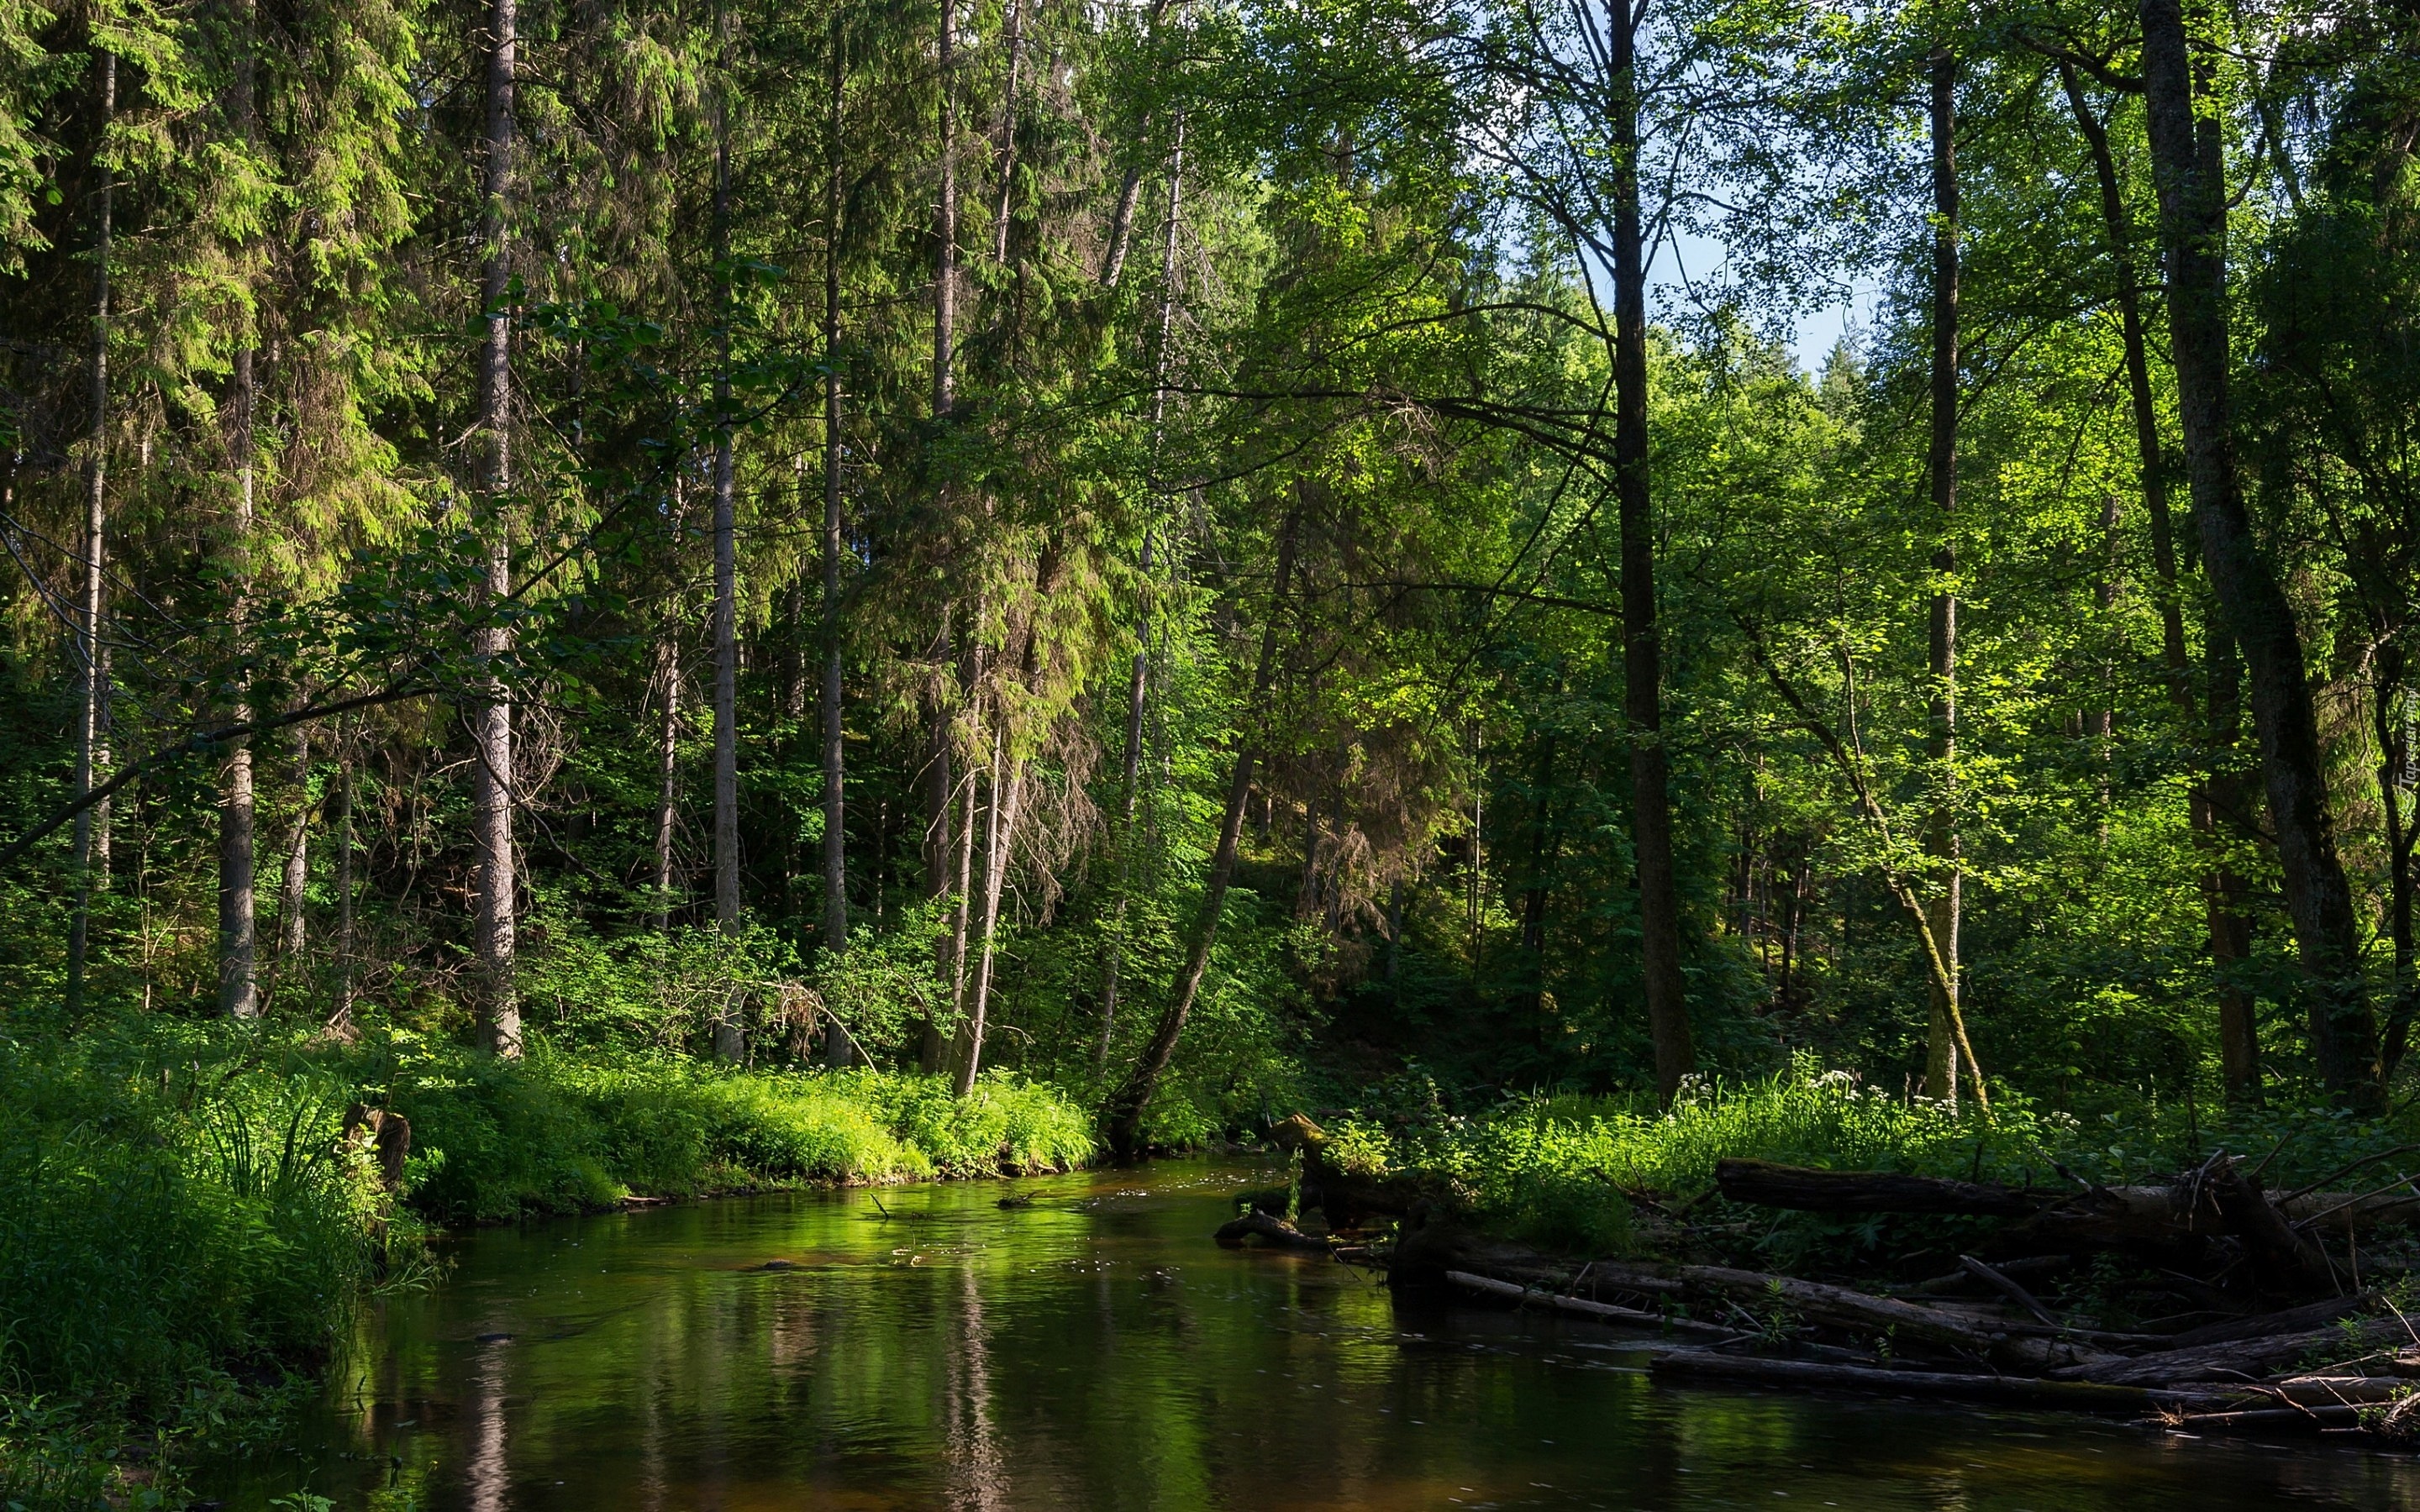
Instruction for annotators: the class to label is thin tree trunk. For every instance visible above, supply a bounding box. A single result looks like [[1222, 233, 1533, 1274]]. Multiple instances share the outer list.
[[919, 622, 955, 1073], [955, 724, 1025, 1095], [1920, 46, 1966, 1107], [2375, 650, 2417, 1075], [652, 633, 681, 932], [1104, 503, 1300, 1161], [1099, 0, 1173, 286], [822, 12, 849, 967], [66, 50, 114, 1017], [710, 81, 744, 1064], [2139, 0, 2381, 1110], [989, 0, 1026, 265], [1520, 733, 1558, 1023], [1098, 122, 1186, 1066], [2205, 627, 2260, 1094], [471, 0, 521, 1057], [335, 735, 355, 1021], [934, 0, 958, 418], [2061, 60, 2259, 1103], [279, 732, 309, 958], [1610, 5, 1695, 1100], [219, 1, 259, 1020]]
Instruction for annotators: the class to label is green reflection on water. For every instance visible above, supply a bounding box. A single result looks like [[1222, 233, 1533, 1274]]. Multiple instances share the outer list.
[[204, 1161, 2420, 1510]]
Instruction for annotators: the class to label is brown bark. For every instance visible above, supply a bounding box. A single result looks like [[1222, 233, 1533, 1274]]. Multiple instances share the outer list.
[[2139, 0, 2381, 1110], [2060, 1317, 2415, 1386], [1104, 504, 1301, 1159], [1609, 3, 1694, 1099], [471, 0, 520, 1056]]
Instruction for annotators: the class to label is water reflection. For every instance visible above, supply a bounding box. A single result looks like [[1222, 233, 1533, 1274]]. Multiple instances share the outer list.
[[207, 1162, 2420, 1510]]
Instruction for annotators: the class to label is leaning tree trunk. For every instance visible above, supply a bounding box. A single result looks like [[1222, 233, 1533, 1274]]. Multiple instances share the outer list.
[[2061, 60, 2260, 1104], [1921, 46, 1967, 1106], [1099, 120, 1186, 1065], [709, 86, 744, 1064], [219, 0, 259, 1020], [471, 0, 521, 1057], [66, 51, 115, 1017], [1103, 505, 1300, 1161], [955, 723, 1026, 1095], [2139, 0, 2381, 1110], [1609, 5, 1695, 1100], [919, 626, 955, 1073]]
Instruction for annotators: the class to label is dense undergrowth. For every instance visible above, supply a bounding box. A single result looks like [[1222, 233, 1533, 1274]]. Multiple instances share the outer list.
[[0, 1015, 1092, 1509], [1340, 1058, 2420, 1268]]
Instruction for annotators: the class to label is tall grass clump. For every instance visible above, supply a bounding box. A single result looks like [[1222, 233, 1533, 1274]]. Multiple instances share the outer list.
[[0, 1029, 386, 1418]]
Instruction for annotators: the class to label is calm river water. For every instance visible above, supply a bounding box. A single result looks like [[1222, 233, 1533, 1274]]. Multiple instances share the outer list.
[[203, 1159, 2420, 1509]]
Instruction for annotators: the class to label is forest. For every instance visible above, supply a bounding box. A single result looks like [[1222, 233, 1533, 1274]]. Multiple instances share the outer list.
[[4, 0, 2420, 1496]]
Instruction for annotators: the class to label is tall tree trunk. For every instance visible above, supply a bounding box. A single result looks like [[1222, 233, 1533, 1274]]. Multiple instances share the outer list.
[[1610, 5, 1695, 1100], [1103, 504, 1300, 1161], [652, 633, 681, 932], [2061, 61, 2261, 1102], [470, 0, 521, 1057], [219, 1, 259, 1020], [710, 84, 744, 1064], [66, 51, 115, 1016], [1919, 46, 1973, 1107], [822, 13, 849, 968], [934, 0, 958, 419], [2139, 0, 2381, 1110], [2376, 649, 2417, 1075], [918, 622, 955, 1073], [1100, 127, 1186, 1064]]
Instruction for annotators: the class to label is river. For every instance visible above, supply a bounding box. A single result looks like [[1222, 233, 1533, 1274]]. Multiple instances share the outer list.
[[202, 1158, 2420, 1509]]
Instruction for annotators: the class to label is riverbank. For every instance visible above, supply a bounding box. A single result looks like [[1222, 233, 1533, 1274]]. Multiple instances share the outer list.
[[0, 1016, 1093, 1510], [1251, 1068, 2420, 1439]]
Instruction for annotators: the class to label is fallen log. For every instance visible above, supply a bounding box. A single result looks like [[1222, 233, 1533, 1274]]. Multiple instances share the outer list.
[[1714, 1159, 2042, 1216], [1655, 1263, 2117, 1371], [2254, 1374, 2414, 1407], [1214, 1210, 1330, 1252], [2162, 1293, 2377, 1349], [1649, 1350, 2218, 1411], [2165, 1404, 2364, 1431], [1445, 1271, 1737, 1339], [1713, 1159, 2420, 1240], [2058, 1316, 2418, 1385]]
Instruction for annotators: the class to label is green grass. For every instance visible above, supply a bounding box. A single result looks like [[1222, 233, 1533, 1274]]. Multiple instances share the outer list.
[[1360, 1057, 2420, 1264], [0, 1015, 1097, 1507]]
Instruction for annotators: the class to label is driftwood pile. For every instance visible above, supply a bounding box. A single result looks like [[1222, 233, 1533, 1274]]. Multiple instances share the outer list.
[[1403, 1152, 2420, 1436]]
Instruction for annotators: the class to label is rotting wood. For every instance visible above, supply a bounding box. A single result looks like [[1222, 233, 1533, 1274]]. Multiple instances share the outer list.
[[1445, 1271, 1737, 1339], [1649, 1351, 2218, 1411], [2057, 1316, 2419, 1385], [1214, 1210, 1329, 1252]]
